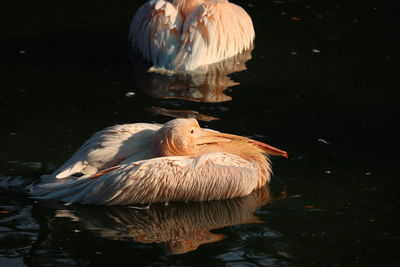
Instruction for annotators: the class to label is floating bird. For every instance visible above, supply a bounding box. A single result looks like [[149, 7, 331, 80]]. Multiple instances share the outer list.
[[129, 0, 255, 71], [30, 118, 287, 205]]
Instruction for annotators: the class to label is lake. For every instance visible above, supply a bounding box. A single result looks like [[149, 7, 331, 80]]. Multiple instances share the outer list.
[[1, 0, 399, 266]]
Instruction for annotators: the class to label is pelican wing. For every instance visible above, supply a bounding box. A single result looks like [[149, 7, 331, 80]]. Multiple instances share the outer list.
[[31, 152, 262, 205], [130, 0, 183, 68], [174, 1, 255, 71], [50, 123, 162, 180]]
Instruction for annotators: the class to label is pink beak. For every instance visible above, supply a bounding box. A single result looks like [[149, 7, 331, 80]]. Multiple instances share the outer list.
[[247, 139, 288, 158], [197, 129, 288, 158]]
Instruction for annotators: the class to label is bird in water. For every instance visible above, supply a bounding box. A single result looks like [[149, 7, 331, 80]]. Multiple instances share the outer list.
[[30, 118, 287, 205], [129, 0, 255, 71]]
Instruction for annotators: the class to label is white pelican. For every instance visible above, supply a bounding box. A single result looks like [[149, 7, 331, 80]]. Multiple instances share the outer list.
[[30, 118, 287, 205], [129, 0, 255, 71]]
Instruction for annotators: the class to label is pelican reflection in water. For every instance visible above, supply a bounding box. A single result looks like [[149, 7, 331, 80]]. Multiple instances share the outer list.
[[131, 48, 252, 103], [30, 118, 287, 205], [146, 107, 220, 122], [49, 187, 278, 254], [131, 48, 253, 121]]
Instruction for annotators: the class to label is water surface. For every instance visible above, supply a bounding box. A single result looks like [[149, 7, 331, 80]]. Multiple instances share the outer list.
[[1, 0, 400, 266]]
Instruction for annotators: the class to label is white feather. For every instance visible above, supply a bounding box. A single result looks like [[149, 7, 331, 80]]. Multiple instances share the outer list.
[[51, 123, 162, 179], [130, 0, 255, 71], [31, 153, 260, 205]]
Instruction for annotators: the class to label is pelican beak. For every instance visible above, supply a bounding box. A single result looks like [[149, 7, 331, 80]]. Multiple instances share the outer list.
[[196, 129, 288, 158], [245, 138, 288, 158]]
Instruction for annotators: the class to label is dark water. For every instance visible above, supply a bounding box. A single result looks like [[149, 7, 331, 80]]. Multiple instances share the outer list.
[[1, 0, 400, 266]]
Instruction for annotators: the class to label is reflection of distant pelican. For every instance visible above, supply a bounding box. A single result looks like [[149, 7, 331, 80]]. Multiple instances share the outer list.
[[52, 187, 275, 254], [131, 48, 253, 103], [147, 107, 219, 122]]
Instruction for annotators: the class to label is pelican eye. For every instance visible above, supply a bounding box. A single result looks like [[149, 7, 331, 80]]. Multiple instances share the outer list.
[[190, 129, 194, 134]]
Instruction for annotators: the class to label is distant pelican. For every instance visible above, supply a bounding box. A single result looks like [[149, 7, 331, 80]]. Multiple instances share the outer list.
[[129, 0, 255, 71], [30, 118, 287, 205]]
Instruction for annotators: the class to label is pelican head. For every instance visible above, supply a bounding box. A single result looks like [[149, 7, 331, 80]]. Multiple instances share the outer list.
[[156, 118, 288, 161]]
